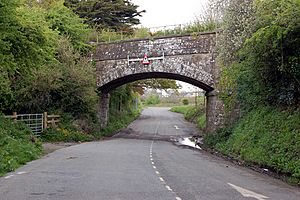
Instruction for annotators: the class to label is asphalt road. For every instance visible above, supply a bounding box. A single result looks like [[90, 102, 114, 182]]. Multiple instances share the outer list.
[[0, 107, 299, 200]]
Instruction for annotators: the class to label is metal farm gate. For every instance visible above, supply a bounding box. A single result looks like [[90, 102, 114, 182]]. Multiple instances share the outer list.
[[17, 114, 44, 136]]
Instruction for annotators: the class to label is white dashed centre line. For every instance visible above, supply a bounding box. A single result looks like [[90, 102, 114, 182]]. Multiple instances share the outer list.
[[166, 185, 173, 191], [174, 125, 180, 130], [150, 140, 183, 200]]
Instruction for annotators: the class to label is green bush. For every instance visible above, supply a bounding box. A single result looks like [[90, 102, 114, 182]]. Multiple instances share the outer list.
[[182, 98, 189, 105], [0, 117, 43, 176]]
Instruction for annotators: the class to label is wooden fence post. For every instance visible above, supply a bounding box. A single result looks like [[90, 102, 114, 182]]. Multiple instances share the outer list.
[[12, 112, 17, 122], [43, 112, 48, 129]]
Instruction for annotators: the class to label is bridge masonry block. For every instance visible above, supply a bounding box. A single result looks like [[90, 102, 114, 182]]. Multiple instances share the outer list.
[[206, 90, 225, 133], [99, 93, 110, 129]]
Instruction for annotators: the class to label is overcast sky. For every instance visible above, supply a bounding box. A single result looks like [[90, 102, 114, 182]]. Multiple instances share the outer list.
[[132, 0, 209, 92], [132, 0, 209, 28]]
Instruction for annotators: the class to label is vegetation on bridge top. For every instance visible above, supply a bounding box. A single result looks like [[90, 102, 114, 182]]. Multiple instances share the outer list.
[[88, 20, 218, 43]]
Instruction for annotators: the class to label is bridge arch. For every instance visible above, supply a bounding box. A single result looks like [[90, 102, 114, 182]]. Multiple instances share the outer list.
[[96, 32, 224, 133], [98, 72, 214, 93]]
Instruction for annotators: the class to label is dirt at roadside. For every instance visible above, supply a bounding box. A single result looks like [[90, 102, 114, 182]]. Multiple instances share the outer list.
[[42, 142, 78, 155]]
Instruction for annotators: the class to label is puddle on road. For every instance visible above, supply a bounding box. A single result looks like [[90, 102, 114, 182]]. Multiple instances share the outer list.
[[175, 137, 203, 150]]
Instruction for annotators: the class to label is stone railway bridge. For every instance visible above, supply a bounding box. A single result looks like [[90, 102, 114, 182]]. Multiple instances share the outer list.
[[96, 32, 224, 133]]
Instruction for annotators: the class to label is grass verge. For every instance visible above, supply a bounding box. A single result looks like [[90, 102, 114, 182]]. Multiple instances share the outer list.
[[170, 105, 206, 130], [95, 109, 141, 138], [41, 109, 142, 142]]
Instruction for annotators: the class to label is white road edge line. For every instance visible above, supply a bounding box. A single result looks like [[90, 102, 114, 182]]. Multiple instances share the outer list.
[[228, 183, 269, 200], [16, 171, 26, 175], [159, 177, 164, 182], [175, 197, 182, 200], [4, 175, 14, 179]]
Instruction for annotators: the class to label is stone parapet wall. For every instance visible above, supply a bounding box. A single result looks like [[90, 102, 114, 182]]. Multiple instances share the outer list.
[[95, 32, 216, 61]]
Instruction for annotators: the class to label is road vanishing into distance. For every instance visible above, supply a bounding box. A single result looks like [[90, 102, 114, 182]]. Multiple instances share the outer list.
[[1, 107, 299, 200]]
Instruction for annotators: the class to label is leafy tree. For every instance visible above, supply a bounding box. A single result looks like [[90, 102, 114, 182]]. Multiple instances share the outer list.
[[0, 0, 96, 115], [216, 0, 300, 110], [44, 0, 92, 53], [15, 66, 63, 113], [0, 0, 59, 112], [9, 3, 59, 112], [208, 0, 255, 112], [0, 0, 20, 111], [64, 0, 145, 31], [182, 98, 189, 105], [131, 79, 179, 95], [55, 38, 97, 116], [236, 0, 300, 107]]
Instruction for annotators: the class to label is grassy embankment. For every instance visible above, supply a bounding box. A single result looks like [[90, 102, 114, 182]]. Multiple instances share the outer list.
[[0, 117, 43, 176], [203, 106, 300, 185]]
